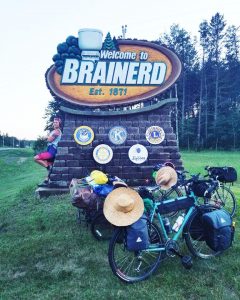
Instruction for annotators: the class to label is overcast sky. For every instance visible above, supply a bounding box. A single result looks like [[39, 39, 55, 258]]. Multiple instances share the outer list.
[[0, 0, 239, 140]]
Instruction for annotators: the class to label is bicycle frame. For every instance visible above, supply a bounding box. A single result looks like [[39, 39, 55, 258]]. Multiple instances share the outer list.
[[146, 192, 198, 253]]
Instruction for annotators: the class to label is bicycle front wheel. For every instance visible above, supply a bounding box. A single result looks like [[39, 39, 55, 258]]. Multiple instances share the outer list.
[[108, 222, 163, 283], [210, 185, 236, 217], [184, 205, 222, 259]]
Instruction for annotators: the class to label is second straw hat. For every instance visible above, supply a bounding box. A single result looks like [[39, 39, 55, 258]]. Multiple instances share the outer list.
[[155, 166, 178, 190], [103, 187, 144, 226]]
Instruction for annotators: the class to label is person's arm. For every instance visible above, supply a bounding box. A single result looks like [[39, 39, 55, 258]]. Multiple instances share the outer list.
[[47, 129, 61, 142]]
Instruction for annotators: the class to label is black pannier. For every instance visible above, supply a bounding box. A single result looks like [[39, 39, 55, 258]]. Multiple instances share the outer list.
[[157, 196, 195, 214], [191, 182, 210, 197], [202, 209, 234, 252], [208, 167, 237, 183], [127, 214, 150, 251]]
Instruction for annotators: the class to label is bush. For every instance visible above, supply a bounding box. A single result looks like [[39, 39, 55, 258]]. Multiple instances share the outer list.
[[32, 136, 47, 155]]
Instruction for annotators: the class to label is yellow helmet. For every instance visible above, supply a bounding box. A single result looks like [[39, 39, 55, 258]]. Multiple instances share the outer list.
[[90, 170, 108, 185]]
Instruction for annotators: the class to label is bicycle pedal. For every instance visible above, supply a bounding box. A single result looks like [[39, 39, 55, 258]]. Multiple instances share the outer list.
[[181, 255, 193, 270]]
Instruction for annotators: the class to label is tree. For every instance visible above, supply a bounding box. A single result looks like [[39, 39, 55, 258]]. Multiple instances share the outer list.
[[32, 136, 47, 155], [198, 20, 210, 149], [159, 24, 199, 146], [208, 13, 226, 140], [44, 97, 63, 131]]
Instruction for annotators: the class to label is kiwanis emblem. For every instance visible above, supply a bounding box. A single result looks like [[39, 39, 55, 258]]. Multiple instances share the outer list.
[[74, 126, 94, 145], [109, 126, 127, 145], [145, 126, 165, 144]]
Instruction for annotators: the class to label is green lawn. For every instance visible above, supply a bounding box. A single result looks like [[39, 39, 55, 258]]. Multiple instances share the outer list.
[[0, 149, 239, 299]]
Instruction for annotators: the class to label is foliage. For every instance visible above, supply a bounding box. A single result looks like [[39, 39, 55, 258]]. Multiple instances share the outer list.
[[159, 13, 240, 150], [32, 136, 47, 154], [43, 97, 64, 131]]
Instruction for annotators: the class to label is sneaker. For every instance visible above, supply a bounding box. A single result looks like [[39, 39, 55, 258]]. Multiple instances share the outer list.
[[38, 179, 49, 187]]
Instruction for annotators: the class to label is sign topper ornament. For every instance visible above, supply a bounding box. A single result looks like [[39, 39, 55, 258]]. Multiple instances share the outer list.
[[74, 126, 94, 145], [46, 29, 181, 107], [128, 144, 148, 164], [145, 126, 165, 144]]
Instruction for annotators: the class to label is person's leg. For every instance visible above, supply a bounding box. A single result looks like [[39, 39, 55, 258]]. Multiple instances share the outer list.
[[34, 155, 49, 168], [34, 152, 54, 185]]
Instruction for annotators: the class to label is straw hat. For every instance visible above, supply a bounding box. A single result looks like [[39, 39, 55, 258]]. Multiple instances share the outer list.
[[155, 166, 178, 190], [103, 187, 144, 226]]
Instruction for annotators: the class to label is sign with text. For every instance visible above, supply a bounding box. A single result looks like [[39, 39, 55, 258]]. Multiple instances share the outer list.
[[46, 29, 181, 107]]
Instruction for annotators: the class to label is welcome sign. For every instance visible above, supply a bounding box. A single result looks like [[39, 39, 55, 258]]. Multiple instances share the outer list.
[[46, 29, 181, 107]]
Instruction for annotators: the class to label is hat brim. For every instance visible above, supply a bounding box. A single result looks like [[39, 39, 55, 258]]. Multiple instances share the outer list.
[[113, 181, 128, 188], [103, 187, 144, 226]]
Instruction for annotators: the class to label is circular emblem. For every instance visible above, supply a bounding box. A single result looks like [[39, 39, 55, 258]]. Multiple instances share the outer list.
[[93, 144, 113, 164], [109, 126, 127, 145], [74, 126, 94, 145], [145, 126, 165, 144], [128, 144, 148, 164]]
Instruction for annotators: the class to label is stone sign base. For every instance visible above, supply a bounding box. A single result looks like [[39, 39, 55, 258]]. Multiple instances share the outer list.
[[48, 101, 183, 188]]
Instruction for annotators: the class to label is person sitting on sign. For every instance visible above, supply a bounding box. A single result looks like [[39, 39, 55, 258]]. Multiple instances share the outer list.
[[34, 117, 62, 186]]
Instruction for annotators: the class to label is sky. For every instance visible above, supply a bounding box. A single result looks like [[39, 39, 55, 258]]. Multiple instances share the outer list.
[[0, 0, 239, 140]]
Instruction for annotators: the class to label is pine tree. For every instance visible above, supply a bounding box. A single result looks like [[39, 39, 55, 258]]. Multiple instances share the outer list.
[[159, 25, 198, 147]]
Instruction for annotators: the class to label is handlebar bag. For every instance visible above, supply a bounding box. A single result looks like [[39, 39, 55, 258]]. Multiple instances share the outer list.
[[127, 215, 150, 251], [157, 196, 194, 214], [191, 182, 210, 197], [202, 209, 234, 251], [208, 167, 237, 183]]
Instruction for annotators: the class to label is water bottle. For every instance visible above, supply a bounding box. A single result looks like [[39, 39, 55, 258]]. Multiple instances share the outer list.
[[172, 214, 185, 232], [163, 217, 172, 234]]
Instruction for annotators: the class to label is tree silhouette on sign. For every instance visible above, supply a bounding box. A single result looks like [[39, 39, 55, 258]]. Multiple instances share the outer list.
[[102, 32, 116, 50]]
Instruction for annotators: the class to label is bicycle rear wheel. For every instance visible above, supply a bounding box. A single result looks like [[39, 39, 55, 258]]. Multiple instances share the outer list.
[[184, 205, 222, 259], [90, 211, 115, 241], [108, 222, 163, 283], [209, 185, 236, 217]]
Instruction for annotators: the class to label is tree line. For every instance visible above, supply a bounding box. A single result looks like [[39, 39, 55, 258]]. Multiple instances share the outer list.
[[0, 132, 32, 148], [159, 12, 240, 150]]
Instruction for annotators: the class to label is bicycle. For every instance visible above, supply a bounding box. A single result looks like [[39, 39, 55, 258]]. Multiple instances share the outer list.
[[204, 166, 237, 217], [108, 176, 221, 283]]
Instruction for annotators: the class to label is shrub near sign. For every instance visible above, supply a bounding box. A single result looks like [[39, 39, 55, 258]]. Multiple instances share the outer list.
[[46, 29, 181, 107]]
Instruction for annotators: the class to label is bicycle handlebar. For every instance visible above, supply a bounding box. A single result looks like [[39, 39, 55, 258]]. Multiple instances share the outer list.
[[203, 181, 218, 198]]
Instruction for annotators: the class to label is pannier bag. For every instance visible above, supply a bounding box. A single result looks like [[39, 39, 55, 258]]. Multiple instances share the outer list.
[[202, 209, 234, 252], [191, 181, 210, 197], [208, 167, 237, 183], [158, 196, 194, 215], [127, 214, 150, 251], [70, 178, 99, 209]]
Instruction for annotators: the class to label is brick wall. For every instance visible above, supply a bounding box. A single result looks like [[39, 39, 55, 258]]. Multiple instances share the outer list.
[[49, 105, 183, 187]]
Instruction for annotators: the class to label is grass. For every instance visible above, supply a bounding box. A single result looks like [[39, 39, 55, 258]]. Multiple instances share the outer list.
[[0, 149, 240, 299]]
